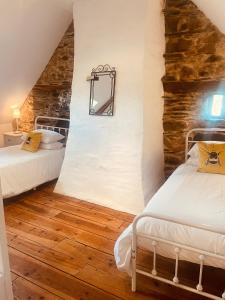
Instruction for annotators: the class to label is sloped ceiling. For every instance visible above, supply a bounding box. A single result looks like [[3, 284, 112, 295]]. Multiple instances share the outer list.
[[0, 0, 74, 124], [193, 0, 225, 35]]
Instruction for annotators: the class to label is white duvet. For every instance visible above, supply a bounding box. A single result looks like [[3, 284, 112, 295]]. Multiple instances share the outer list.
[[114, 161, 225, 274], [0, 145, 65, 198]]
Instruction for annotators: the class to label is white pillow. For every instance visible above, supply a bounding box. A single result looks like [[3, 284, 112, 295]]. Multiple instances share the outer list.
[[40, 142, 63, 150], [34, 129, 65, 144]]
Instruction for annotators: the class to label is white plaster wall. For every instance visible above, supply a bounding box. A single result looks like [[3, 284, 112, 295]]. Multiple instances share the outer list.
[[0, 0, 74, 126], [56, 0, 165, 214], [142, 0, 165, 204]]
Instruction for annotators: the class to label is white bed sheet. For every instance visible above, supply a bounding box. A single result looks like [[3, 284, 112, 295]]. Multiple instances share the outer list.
[[0, 145, 65, 198], [114, 161, 225, 274]]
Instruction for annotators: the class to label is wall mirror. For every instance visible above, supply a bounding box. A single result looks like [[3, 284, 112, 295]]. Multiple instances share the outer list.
[[88, 64, 116, 116]]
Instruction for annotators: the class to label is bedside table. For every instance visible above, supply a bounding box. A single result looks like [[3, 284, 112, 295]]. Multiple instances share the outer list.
[[3, 132, 23, 147]]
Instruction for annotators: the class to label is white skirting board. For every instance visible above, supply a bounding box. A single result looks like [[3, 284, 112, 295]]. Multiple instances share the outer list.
[[0, 182, 13, 300]]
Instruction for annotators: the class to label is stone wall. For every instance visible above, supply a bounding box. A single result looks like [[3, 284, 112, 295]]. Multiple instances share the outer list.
[[20, 23, 74, 131], [163, 0, 225, 176]]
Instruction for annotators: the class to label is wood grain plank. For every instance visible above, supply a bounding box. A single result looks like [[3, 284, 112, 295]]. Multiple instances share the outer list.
[[11, 272, 19, 282], [9, 215, 114, 255], [54, 239, 201, 300], [9, 248, 121, 300], [31, 190, 134, 223], [5, 183, 219, 300], [76, 265, 175, 300], [76, 265, 206, 300], [24, 196, 124, 229], [15, 200, 60, 218], [5, 216, 65, 248], [8, 234, 85, 275], [5, 207, 83, 239], [6, 209, 115, 254], [6, 205, 121, 241], [13, 277, 63, 300], [54, 238, 121, 276], [54, 211, 120, 240], [4, 205, 24, 218], [88, 204, 135, 223], [6, 207, 119, 251], [71, 229, 115, 254]]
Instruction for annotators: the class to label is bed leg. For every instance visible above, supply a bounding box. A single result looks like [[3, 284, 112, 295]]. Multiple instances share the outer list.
[[131, 249, 136, 292], [131, 217, 138, 292], [196, 255, 204, 292], [131, 275, 136, 292]]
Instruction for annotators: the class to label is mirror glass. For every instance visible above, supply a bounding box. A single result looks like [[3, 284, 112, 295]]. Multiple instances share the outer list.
[[89, 65, 116, 116]]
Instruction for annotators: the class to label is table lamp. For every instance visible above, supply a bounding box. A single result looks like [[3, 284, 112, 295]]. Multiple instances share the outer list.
[[11, 105, 21, 133]]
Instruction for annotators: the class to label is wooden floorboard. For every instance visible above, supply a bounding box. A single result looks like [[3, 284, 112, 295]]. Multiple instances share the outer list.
[[3, 182, 224, 300]]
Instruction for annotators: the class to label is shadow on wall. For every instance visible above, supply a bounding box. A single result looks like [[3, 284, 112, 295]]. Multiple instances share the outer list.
[[163, 0, 225, 177], [19, 23, 74, 132]]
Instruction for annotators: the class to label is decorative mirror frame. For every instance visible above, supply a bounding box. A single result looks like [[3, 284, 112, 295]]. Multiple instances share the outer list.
[[88, 64, 116, 116]]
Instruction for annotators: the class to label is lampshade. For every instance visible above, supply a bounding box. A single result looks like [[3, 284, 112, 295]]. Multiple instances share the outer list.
[[13, 108, 20, 118], [11, 105, 21, 118]]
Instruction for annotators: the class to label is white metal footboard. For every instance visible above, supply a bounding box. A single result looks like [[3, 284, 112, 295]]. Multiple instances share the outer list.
[[131, 213, 225, 299]]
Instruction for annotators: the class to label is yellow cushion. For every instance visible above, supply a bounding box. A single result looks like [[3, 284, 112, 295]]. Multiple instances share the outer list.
[[21, 132, 42, 152], [198, 142, 225, 175]]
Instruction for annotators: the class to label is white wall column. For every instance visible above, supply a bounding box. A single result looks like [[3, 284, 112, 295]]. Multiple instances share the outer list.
[[56, 0, 165, 214]]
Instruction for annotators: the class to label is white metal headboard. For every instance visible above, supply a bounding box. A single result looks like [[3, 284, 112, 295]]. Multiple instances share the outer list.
[[185, 128, 225, 162], [34, 116, 70, 138]]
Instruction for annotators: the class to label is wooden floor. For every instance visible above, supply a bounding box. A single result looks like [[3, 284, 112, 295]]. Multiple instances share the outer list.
[[3, 182, 224, 300]]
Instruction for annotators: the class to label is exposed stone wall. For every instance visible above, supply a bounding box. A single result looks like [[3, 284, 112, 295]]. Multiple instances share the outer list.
[[163, 0, 225, 176], [20, 23, 74, 131]]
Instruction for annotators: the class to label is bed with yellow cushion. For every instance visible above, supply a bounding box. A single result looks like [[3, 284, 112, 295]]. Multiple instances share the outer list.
[[115, 128, 225, 300], [0, 116, 69, 199]]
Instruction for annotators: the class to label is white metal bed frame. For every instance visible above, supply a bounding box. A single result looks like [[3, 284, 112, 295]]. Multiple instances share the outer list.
[[0, 182, 13, 300], [131, 128, 225, 300], [0, 116, 70, 299], [185, 127, 225, 162], [33, 116, 69, 190], [34, 116, 70, 137]]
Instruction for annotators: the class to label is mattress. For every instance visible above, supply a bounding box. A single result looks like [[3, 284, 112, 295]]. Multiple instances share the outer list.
[[114, 161, 225, 274], [0, 145, 65, 198]]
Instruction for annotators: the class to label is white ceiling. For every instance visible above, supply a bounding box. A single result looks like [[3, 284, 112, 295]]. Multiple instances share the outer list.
[[193, 0, 225, 34], [0, 0, 74, 124]]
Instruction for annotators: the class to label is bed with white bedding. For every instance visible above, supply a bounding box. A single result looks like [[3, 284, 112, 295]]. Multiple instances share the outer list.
[[114, 128, 225, 299], [0, 144, 65, 198], [0, 116, 69, 199], [115, 161, 225, 272]]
